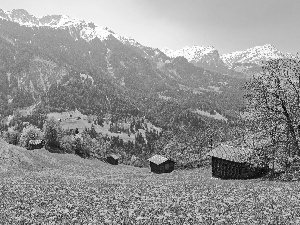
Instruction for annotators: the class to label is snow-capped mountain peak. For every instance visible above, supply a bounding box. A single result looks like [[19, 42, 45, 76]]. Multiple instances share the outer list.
[[39, 14, 81, 27], [221, 44, 286, 68], [0, 9, 142, 45]]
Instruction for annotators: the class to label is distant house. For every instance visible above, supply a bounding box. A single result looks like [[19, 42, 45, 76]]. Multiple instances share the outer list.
[[131, 155, 137, 162], [207, 144, 269, 179], [27, 140, 45, 150], [148, 154, 175, 174], [107, 154, 119, 165]]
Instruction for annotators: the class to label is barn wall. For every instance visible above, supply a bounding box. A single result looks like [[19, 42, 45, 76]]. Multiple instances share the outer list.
[[212, 157, 264, 179], [150, 162, 160, 173], [168, 162, 175, 172], [27, 143, 44, 150], [150, 161, 175, 174], [107, 157, 118, 165]]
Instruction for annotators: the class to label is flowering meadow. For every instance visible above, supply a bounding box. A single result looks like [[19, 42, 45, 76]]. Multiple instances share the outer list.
[[1, 147, 300, 224]]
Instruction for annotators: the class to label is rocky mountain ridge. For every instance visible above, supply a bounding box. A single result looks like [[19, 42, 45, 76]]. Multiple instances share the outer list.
[[221, 44, 291, 76], [1, 9, 293, 77], [162, 44, 293, 76], [162, 45, 229, 72], [221, 44, 286, 68], [0, 9, 146, 49]]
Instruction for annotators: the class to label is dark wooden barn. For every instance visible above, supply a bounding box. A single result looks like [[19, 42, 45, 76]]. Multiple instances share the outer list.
[[107, 154, 119, 165], [148, 155, 175, 174], [27, 140, 45, 150], [207, 144, 269, 179]]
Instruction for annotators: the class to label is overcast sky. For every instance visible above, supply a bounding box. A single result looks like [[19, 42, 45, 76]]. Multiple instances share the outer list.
[[2, 0, 300, 54]]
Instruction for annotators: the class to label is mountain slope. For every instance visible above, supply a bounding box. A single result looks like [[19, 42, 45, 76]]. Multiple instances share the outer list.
[[0, 9, 246, 131]]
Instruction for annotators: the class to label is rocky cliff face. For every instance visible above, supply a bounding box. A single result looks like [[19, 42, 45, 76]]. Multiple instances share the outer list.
[[162, 45, 229, 73]]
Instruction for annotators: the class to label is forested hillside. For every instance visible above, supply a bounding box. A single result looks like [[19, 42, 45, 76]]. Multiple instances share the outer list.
[[0, 11, 247, 166], [0, 18, 244, 116]]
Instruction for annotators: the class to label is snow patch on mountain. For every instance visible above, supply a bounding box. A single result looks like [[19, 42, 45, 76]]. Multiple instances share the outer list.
[[194, 109, 228, 122], [162, 45, 217, 62], [161, 48, 175, 57]]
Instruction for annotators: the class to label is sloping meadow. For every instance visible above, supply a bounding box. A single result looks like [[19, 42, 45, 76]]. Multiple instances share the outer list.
[[1, 144, 300, 224]]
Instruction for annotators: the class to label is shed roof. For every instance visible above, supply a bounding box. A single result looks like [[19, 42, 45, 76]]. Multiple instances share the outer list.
[[148, 154, 170, 165], [28, 140, 43, 145], [207, 144, 253, 163], [108, 154, 119, 159]]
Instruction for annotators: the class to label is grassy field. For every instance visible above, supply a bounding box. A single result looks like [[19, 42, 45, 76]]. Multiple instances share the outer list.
[[47, 110, 161, 143], [1, 143, 300, 224], [47, 111, 136, 142]]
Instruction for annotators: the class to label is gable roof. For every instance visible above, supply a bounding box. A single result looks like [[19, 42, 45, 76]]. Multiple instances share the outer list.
[[207, 144, 253, 163], [28, 140, 43, 145], [108, 154, 119, 159], [148, 154, 170, 165]]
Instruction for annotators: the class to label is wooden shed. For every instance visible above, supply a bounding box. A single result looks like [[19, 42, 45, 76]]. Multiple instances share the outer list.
[[148, 154, 175, 174], [27, 140, 45, 150], [107, 154, 119, 165], [207, 144, 269, 179]]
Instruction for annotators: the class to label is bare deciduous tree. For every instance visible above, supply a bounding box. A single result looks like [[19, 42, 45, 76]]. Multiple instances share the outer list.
[[244, 55, 300, 164]]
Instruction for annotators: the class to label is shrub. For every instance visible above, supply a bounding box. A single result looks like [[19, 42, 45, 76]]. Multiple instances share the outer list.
[[133, 159, 144, 168], [44, 117, 63, 150], [19, 125, 43, 148], [58, 131, 109, 159], [71, 131, 93, 158], [60, 135, 76, 154], [2, 130, 20, 145], [88, 137, 108, 159]]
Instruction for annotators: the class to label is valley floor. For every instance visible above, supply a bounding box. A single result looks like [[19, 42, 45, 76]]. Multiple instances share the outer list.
[[1, 148, 300, 224]]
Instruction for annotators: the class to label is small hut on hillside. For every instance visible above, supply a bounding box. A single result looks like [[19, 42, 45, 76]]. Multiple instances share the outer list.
[[107, 154, 119, 165], [148, 154, 175, 174], [27, 140, 45, 150], [207, 144, 269, 179]]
